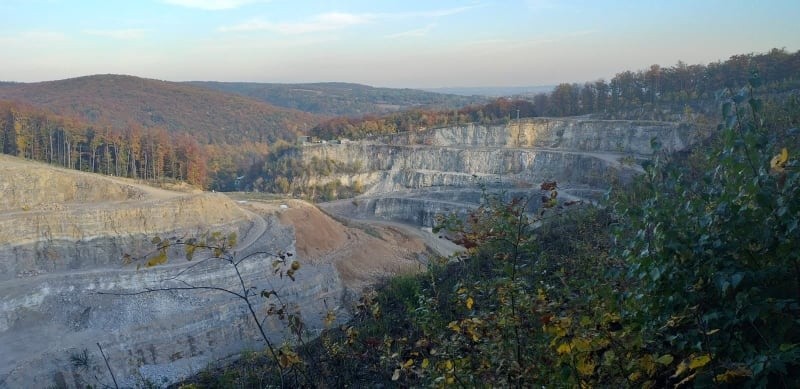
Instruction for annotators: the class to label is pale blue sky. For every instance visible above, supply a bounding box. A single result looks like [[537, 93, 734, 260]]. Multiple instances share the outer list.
[[1, 0, 798, 87]]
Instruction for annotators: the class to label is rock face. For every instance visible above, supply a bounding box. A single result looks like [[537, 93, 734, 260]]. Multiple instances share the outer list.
[[0, 157, 351, 388], [308, 118, 695, 225], [0, 155, 432, 388]]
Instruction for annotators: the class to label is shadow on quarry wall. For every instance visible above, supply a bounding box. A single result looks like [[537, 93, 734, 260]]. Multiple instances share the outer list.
[[311, 118, 691, 226]]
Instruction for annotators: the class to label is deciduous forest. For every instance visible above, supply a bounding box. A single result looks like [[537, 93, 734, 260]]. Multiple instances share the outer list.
[[2, 48, 799, 194]]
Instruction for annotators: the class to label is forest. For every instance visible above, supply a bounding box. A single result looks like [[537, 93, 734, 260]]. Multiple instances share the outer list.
[[0, 101, 209, 186], [308, 48, 800, 141], [1, 48, 798, 192], [185, 81, 485, 116]]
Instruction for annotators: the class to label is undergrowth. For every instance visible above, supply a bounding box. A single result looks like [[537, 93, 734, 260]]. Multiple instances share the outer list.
[[177, 76, 800, 388]]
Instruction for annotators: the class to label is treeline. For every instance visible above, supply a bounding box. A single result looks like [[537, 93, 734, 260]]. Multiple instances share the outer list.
[[310, 48, 800, 140], [534, 47, 800, 118], [310, 98, 537, 140], [0, 101, 208, 186]]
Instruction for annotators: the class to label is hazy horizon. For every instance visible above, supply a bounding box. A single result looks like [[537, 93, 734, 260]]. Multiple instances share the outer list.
[[2, 0, 799, 88]]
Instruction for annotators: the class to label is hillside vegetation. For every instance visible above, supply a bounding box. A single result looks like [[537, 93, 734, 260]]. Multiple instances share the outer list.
[[307, 48, 800, 141], [182, 71, 800, 388], [186, 81, 486, 116], [0, 74, 320, 144]]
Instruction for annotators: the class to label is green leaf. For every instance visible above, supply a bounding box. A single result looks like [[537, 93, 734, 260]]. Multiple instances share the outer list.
[[656, 354, 674, 365]]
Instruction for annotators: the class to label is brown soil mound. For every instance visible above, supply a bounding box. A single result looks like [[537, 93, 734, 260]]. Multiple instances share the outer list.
[[275, 200, 428, 291]]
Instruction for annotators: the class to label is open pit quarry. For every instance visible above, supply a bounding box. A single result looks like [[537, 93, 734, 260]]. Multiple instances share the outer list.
[[305, 118, 697, 224], [0, 117, 697, 387], [0, 155, 440, 388]]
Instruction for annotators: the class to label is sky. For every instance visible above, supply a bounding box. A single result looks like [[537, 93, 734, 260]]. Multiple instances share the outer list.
[[1, 0, 799, 88]]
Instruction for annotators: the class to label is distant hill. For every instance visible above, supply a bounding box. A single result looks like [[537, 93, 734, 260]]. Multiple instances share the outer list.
[[0, 74, 321, 144], [422, 85, 555, 97], [186, 81, 487, 116]]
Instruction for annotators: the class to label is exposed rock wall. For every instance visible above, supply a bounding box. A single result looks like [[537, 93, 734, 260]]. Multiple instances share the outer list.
[[378, 118, 694, 153], [303, 118, 691, 192], [0, 157, 348, 388], [310, 118, 694, 225]]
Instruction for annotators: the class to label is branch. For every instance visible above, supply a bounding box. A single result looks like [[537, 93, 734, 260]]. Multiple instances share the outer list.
[[96, 285, 246, 300], [235, 250, 286, 266], [96, 343, 119, 389]]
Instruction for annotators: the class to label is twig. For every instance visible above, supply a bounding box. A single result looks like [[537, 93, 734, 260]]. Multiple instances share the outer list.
[[96, 342, 119, 389]]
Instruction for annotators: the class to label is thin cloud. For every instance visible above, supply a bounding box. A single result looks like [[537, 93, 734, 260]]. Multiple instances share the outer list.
[[84, 29, 147, 40], [220, 4, 481, 34], [386, 24, 436, 39], [404, 5, 482, 18], [220, 12, 374, 34], [162, 0, 264, 10], [0, 30, 68, 46]]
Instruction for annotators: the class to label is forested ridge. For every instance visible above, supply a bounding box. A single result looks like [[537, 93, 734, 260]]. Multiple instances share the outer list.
[[0, 74, 319, 144], [309, 48, 800, 140], [186, 81, 486, 117]]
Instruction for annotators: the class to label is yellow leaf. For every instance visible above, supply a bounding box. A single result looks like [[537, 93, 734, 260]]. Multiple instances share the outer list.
[[715, 366, 752, 383], [466, 297, 474, 310], [467, 327, 480, 342], [571, 337, 592, 352], [444, 359, 454, 372], [278, 349, 301, 368], [672, 360, 689, 378], [146, 251, 168, 267], [323, 310, 336, 327], [421, 358, 430, 369], [448, 321, 461, 332], [577, 358, 595, 376], [556, 342, 572, 355], [639, 355, 656, 376], [689, 354, 711, 370], [403, 359, 414, 369], [628, 371, 641, 382], [771, 147, 789, 172]]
